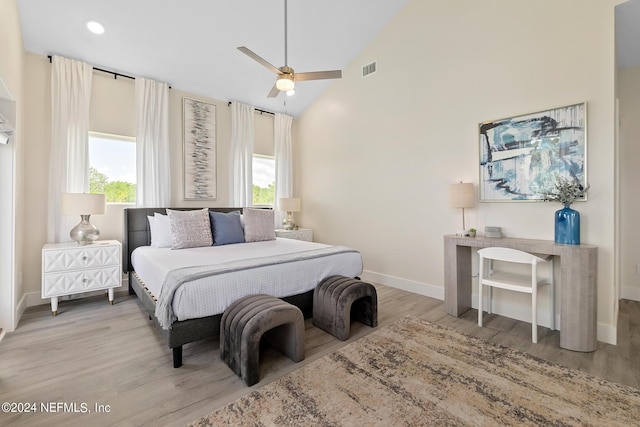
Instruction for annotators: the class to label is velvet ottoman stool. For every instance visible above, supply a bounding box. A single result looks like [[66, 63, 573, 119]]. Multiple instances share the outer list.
[[313, 276, 378, 341], [220, 294, 305, 386]]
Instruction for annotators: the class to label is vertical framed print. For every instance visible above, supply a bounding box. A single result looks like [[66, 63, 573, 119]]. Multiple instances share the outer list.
[[183, 97, 216, 200]]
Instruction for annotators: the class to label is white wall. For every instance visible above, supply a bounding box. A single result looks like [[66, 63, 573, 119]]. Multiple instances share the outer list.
[[0, 0, 25, 332], [294, 0, 620, 343], [618, 65, 640, 301]]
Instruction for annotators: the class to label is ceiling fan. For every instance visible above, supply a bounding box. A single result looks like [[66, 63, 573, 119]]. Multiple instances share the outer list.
[[237, 0, 342, 98]]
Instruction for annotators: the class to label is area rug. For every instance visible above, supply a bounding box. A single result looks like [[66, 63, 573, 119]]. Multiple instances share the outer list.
[[189, 316, 640, 426]]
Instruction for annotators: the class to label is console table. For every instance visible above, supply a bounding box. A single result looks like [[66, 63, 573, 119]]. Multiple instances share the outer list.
[[444, 235, 598, 352]]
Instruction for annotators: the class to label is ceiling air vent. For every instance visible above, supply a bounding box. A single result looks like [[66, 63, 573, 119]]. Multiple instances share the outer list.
[[362, 61, 377, 78]]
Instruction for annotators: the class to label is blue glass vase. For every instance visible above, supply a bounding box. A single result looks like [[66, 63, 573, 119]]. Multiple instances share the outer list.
[[555, 205, 580, 245]]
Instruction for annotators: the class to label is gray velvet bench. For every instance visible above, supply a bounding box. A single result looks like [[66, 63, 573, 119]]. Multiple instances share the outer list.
[[313, 276, 378, 341], [220, 294, 305, 386]]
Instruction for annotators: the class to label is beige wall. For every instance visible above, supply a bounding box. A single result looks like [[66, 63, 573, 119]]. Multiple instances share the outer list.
[[0, 0, 25, 331], [294, 0, 620, 343], [21, 52, 275, 306], [618, 65, 640, 300]]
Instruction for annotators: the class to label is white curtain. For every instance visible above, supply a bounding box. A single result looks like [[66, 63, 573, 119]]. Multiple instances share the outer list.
[[274, 113, 294, 228], [231, 102, 255, 207], [48, 55, 93, 243], [135, 77, 170, 207]]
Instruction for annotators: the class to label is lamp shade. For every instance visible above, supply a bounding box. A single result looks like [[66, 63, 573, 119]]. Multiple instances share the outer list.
[[449, 183, 475, 208], [61, 193, 106, 215], [278, 197, 300, 212]]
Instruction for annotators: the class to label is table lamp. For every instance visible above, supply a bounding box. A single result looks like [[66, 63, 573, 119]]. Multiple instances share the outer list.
[[278, 197, 301, 230], [449, 182, 475, 235], [61, 193, 107, 245]]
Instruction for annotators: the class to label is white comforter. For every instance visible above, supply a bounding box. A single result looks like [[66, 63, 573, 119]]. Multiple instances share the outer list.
[[131, 238, 363, 325]]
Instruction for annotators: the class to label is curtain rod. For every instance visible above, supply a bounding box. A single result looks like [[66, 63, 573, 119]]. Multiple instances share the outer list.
[[47, 55, 171, 88], [227, 101, 274, 116]]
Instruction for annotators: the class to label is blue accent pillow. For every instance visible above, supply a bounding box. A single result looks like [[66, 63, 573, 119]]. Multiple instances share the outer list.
[[209, 211, 245, 245]]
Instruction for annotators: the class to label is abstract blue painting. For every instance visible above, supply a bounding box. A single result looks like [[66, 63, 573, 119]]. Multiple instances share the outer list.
[[479, 102, 586, 202]]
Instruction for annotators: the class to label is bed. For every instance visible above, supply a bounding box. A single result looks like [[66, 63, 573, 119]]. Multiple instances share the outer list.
[[123, 207, 363, 368]]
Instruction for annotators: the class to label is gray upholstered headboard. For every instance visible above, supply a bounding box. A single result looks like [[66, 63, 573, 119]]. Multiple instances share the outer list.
[[122, 207, 242, 272]]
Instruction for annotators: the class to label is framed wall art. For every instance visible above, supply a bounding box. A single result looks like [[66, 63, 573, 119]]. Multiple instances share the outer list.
[[479, 102, 587, 202], [183, 97, 216, 200]]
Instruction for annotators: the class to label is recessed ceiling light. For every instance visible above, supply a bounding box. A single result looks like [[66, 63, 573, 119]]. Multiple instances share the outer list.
[[87, 21, 105, 35]]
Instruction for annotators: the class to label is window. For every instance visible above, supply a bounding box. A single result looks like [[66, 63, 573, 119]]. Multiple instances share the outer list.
[[252, 155, 275, 206], [89, 132, 136, 203]]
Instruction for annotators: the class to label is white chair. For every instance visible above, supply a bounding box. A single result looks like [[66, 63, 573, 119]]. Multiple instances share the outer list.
[[477, 247, 554, 343]]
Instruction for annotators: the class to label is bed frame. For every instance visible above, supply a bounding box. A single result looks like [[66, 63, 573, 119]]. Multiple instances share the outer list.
[[122, 207, 314, 368]]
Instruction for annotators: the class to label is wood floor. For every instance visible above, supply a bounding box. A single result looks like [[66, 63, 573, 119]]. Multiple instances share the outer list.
[[1, 285, 638, 427]]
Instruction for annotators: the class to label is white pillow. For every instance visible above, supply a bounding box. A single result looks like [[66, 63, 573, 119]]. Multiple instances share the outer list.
[[148, 213, 172, 248], [243, 208, 276, 242], [166, 208, 213, 249]]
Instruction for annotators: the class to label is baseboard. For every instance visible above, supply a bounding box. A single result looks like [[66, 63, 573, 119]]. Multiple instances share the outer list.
[[16, 292, 27, 325], [621, 286, 640, 302], [597, 322, 617, 345], [361, 270, 444, 300], [361, 271, 617, 345]]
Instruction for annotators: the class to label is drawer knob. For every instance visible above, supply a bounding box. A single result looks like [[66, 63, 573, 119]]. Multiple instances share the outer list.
[[83, 256, 88, 261], [83, 278, 87, 283]]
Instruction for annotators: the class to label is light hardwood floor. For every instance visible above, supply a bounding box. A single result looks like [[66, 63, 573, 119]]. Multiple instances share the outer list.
[[1, 286, 638, 426]]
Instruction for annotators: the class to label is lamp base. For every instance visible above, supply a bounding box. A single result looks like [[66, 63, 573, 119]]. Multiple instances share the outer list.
[[70, 215, 100, 245], [282, 212, 296, 230]]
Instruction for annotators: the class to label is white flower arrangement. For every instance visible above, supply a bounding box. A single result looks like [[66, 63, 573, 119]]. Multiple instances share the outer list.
[[542, 176, 589, 206]]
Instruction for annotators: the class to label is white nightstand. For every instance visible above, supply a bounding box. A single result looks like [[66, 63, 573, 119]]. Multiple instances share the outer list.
[[42, 240, 122, 316], [275, 228, 313, 242]]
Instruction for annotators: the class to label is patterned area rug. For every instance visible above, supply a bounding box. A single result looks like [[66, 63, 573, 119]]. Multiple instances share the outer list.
[[189, 316, 640, 426]]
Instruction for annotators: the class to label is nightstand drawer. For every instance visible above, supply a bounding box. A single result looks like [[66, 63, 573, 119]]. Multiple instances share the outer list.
[[42, 266, 121, 298], [43, 244, 120, 273]]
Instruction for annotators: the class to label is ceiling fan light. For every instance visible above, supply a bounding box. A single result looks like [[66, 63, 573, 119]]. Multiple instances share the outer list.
[[276, 74, 295, 91]]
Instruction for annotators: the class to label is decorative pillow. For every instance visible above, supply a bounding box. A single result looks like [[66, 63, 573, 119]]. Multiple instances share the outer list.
[[209, 211, 245, 246], [148, 213, 172, 248], [166, 208, 213, 249], [243, 208, 276, 242]]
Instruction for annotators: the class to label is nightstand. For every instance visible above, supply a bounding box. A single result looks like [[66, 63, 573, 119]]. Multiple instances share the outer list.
[[275, 228, 313, 242], [42, 240, 122, 315]]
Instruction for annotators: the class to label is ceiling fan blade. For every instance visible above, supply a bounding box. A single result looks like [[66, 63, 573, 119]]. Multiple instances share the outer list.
[[294, 70, 342, 82], [237, 46, 282, 75], [267, 83, 281, 98]]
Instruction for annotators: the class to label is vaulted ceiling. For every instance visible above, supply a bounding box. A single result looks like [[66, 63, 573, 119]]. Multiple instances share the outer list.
[[17, 0, 410, 117], [16, 1, 640, 118]]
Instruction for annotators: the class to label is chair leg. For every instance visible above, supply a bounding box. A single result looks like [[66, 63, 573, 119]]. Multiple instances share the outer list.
[[478, 284, 484, 327], [532, 287, 538, 344], [549, 257, 555, 331], [487, 260, 493, 314], [478, 258, 484, 327]]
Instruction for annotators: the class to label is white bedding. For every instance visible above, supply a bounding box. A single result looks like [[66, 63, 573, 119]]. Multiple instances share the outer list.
[[131, 238, 363, 323]]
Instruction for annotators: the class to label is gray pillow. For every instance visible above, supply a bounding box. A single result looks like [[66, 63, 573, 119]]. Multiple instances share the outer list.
[[166, 208, 213, 249], [243, 208, 276, 242]]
